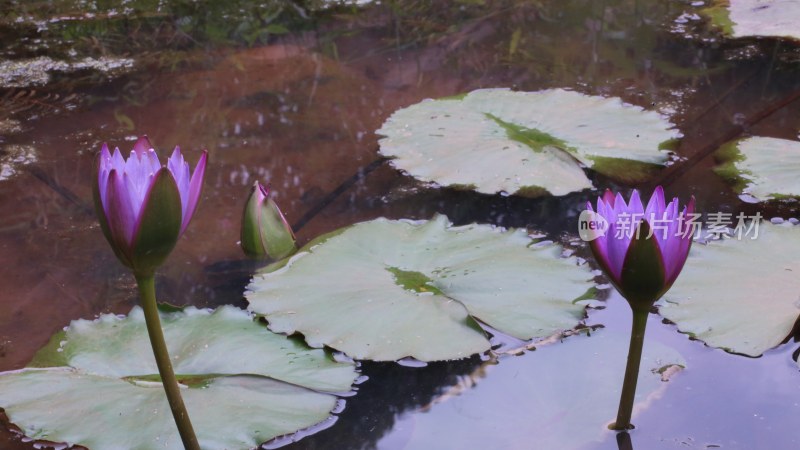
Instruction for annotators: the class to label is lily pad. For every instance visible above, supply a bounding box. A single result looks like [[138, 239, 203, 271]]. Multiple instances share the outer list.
[[660, 222, 800, 357], [246, 215, 596, 361], [376, 88, 680, 197], [378, 329, 684, 450], [700, 0, 800, 41], [714, 136, 800, 202], [0, 306, 358, 450]]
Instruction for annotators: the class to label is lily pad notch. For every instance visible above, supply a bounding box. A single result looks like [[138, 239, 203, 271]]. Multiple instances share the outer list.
[[246, 215, 598, 362]]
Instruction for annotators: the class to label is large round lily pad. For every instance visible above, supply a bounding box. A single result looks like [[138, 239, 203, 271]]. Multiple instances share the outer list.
[[660, 222, 800, 357], [700, 0, 800, 41], [714, 136, 800, 202], [378, 329, 684, 449], [0, 306, 358, 450], [246, 215, 596, 362], [376, 88, 680, 197]]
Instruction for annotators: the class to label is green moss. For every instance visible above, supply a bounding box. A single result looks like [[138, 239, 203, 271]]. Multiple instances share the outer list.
[[439, 92, 470, 101], [386, 266, 445, 295], [571, 287, 599, 305], [485, 113, 575, 155], [712, 139, 751, 194], [701, 1, 735, 36], [514, 185, 550, 198], [657, 138, 682, 152], [448, 183, 479, 191], [126, 373, 216, 388], [587, 156, 663, 184], [27, 329, 69, 368]]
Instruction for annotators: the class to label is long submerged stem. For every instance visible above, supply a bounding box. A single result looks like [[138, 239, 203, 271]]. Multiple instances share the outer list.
[[135, 274, 201, 450], [612, 307, 649, 431]]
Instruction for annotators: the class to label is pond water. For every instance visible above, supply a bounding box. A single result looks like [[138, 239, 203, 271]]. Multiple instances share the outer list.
[[1, 1, 800, 449]]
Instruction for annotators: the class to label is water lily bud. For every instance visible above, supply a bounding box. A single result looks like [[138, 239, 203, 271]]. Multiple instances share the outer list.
[[586, 186, 695, 311], [241, 181, 296, 260], [93, 136, 208, 276]]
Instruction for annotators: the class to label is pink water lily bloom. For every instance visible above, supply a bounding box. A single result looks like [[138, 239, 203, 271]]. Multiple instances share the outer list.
[[587, 186, 695, 309], [93, 136, 207, 275]]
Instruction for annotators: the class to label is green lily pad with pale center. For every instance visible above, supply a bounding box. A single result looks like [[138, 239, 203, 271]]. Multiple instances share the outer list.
[[660, 222, 800, 357], [246, 215, 597, 362], [0, 306, 359, 450], [714, 136, 800, 202], [376, 88, 680, 197]]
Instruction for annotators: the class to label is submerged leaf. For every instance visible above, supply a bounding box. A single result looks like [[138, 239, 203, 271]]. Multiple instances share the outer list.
[[246, 215, 596, 361]]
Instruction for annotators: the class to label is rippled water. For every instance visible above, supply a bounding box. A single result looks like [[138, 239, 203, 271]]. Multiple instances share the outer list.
[[1, 1, 800, 449]]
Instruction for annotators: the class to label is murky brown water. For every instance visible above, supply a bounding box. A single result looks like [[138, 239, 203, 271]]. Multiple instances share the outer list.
[[1, 1, 800, 449]]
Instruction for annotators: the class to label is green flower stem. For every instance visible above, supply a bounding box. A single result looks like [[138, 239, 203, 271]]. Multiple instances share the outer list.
[[612, 307, 649, 431], [135, 274, 200, 450]]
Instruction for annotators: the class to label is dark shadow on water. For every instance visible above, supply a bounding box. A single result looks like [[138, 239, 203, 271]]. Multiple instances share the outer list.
[[284, 357, 483, 450]]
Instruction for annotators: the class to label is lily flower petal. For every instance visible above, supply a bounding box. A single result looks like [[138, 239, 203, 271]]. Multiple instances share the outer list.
[[181, 150, 207, 234], [105, 169, 137, 259], [130, 167, 183, 272], [133, 135, 153, 155]]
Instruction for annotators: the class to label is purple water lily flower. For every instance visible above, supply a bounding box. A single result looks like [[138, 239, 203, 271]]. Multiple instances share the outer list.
[[587, 186, 695, 309], [93, 136, 207, 275], [586, 186, 695, 431]]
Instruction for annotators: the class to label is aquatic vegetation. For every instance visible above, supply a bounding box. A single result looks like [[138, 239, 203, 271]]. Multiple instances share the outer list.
[[94, 136, 207, 274], [699, 0, 800, 41], [240, 180, 296, 259], [377, 89, 680, 197], [93, 136, 208, 449], [247, 215, 596, 361], [661, 221, 800, 357], [586, 187, 694, 430], [0, 306, 358, 450], [1, 0, 800, 448], [713, 136, 800, 202]]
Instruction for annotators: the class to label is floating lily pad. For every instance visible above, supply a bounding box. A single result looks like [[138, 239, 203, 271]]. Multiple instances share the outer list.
[[0, 306, 358, 450], [378, 329, 684, 449], [376, 88, 680, 197], [660, 222, 800, 357], [700, 0, 800, 41], [714, 136, 800, 202], [246, 215, 596, 361]]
